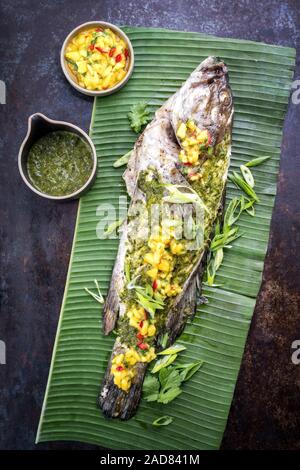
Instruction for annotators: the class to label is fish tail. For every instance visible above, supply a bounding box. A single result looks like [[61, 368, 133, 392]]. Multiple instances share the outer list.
[[98, 342, 147, 420]]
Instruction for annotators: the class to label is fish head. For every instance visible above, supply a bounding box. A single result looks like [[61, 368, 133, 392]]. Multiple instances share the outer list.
[[171, 56, 233, 145]]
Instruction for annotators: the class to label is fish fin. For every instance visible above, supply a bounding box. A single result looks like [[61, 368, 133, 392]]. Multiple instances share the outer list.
[[218, 189, 227, 223], [99, 341, 147, 420], [162, 248, 209, 347], [103, 225, 129, 335], [163, 275, 198, 347], [102, 282, 120, 335], [102, 254, 123, 336]]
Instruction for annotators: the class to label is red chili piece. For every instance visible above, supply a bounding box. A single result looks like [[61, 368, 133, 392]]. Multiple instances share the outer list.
[[115, 54, 122, 63], [137, 342, 149, 350], [109, 47, 116, 57], [95, 46, 108, 53]]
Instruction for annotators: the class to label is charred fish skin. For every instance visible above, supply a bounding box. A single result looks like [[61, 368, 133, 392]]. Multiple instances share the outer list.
[[99, 340, 147, 419], [102, 223, 128, 335], [100, 56, 233, 420], [102, 57, 233, 336]]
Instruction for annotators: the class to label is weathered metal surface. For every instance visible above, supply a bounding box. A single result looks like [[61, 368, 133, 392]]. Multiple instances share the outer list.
[[0, 0, 299, 450]]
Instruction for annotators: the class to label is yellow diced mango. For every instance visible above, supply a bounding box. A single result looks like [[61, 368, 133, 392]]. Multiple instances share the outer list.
[[140, 320, 149, 336], [158, 259, 170, 272], [187, 119, 196, 131], [197, 130, 209, 142], [177, 122, 187, 140], [77, 61, 87, 74], [144, 253, 154, 265], [101, 75, 111, 89], [102, 65, 112, 78], [146, 267, 158, 280], [66, 51, 81, 62], [147, 324, 156, 337]]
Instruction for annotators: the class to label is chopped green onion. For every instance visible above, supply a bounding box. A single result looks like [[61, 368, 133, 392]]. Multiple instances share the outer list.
[[135, 287, 164, 318], [245, 155, 271, 167], [84, 279, 104, 304], [223, 197, 243, 230], [103, 218, 125, 237], [205, 248, 223, 286], [214, 248, 224, 270], [152, 416, 173, 427], [245, 205, 255, 216], [240, 164, 255, 188], [175, 360, 204, 381], [229, 172, 259, 202], [158, 344, 186, 355], [113, 150, 133, 168], [160, 332, 169, 349], [162, 184, 210, 213], [206, 256, 216, 286], [243, 198, 255, 216], [210, 226, 240, 251], [151, 354, 177, 373]]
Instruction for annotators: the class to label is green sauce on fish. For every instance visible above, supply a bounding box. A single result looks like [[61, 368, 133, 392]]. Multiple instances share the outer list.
[[116, 134, 229, 350]]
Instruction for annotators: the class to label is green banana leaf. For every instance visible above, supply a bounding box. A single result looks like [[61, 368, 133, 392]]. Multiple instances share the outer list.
[[36, 27, 295, 450]]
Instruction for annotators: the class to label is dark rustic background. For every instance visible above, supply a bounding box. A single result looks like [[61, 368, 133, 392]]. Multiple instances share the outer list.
[[0, 0, 300, 450]]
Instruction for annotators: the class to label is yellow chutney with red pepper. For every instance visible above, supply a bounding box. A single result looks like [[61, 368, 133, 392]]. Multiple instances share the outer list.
[[65, 26, 130, 91]]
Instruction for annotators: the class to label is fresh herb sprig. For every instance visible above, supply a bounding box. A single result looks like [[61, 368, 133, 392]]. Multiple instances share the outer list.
[[128, 101, 151, 133], [245, 155, 271, 167], [205, 195, 255, 286], [143, 343, 204, 406], [135, 287, 164, 318], [84, 279, 104, 304], [240, 165, 254, 187], [103, 218, 125, 237], [113, 150, 133, 168], [229, 171, 259, 201], [206, 154, 272, 286], [162, 184, 210, 213]]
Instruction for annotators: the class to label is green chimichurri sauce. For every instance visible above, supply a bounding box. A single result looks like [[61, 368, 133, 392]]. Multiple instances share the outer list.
[[27, 131, 93, 196]]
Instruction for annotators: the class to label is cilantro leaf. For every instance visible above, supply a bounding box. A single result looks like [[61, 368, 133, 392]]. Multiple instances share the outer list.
[[143, 375, 160, 402], [158, 387, 182, 404], [128, 101, 151, 133], [159, 367, 182, 390], [144, 348, 204, 407], [157, 367, 183, 404]]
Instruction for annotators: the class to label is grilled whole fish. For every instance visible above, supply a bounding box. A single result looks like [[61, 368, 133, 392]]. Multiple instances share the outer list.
[[99, 56, 233, 420]]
